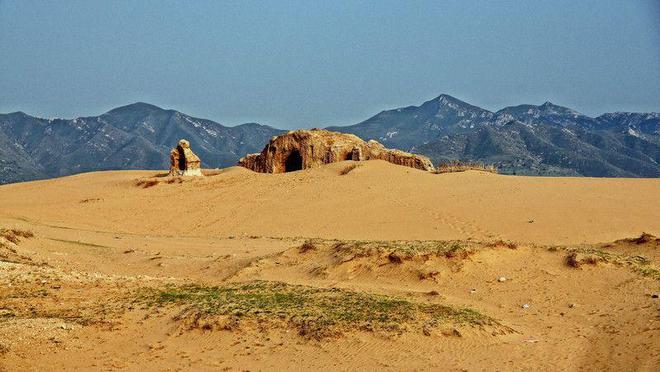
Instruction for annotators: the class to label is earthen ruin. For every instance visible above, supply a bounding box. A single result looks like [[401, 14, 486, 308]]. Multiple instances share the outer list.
[[238, 129, 435, 173], [169, 139, 203, 176]]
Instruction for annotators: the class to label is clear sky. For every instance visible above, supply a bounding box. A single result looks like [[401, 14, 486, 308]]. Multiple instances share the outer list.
[[1, 0, 659, 129]]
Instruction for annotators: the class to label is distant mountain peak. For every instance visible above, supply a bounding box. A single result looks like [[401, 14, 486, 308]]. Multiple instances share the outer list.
[[105, 102, 166, 115], [539, 101, 584, 116], [539, 101, 568, 110], [498, 101, 585, 119], [434, 94, 463, 105], [424, 94, 492, 115]]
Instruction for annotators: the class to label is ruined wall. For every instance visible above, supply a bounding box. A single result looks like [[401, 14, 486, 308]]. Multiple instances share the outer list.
[[238, 129, 434, 173]]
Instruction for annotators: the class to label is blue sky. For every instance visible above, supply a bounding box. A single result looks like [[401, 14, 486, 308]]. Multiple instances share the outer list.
[[1, 0, 659, 129]]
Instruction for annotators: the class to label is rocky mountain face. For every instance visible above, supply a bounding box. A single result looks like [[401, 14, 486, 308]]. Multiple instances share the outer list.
[[328, 95, 660, 177], [0, 103, 283, 184], [1, 97, 659, 183]]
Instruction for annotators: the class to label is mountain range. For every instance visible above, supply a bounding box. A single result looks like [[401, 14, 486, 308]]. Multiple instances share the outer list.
[[1, 95, 659, 184], [0, 103, 283, 184], [328, 95, 660, 177]]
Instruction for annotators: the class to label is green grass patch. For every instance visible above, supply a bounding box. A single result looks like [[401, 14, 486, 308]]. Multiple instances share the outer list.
[[563, 247, 659, 280], [329, 240, 476, 262], [141, 281, 506, 339], [433, 160, 498, 174]]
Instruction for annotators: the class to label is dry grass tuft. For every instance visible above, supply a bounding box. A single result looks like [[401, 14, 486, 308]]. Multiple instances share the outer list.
[[486, 240, 518, 249], [620, 232, 658, 245], [418, 268, 441, 281], [0, 228, 34, 245], [166, 178, 184, 184], [136, 179, 160, 188], [331, 240, 475, 263], [565, 252, 605, 268], [136, 177, 186, 188], [299, 240, 319, 253], [339, 163, 361, 175], [434, 160, 498, 174], [562, 247, 659, 279], [0, 228, 36, 265]]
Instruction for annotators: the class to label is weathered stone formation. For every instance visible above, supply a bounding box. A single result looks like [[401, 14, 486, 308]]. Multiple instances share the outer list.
[[238, 129, 435, 173], [169, 139, 203, 176]]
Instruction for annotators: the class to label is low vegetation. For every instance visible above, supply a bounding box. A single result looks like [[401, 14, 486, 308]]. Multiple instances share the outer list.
[[0, 228, 35, 264], [338, 163, 361, 175], [298, 237, 658, 281], [434, 160, 498, 174], [563, 245, 659, 280], [0, 228, 34, 245], [299, 239, 521, 264], [615, 232, 659, 246], [135, 177, 185, 188], [327, 240, 477, 262], [0, 264, 127, 327], [141, 280, 508, 339]]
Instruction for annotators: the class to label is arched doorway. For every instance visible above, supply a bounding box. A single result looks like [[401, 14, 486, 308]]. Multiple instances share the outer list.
[[284, 150, 303, 172]]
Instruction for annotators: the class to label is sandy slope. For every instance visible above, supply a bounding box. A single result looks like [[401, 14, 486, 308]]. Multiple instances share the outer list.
[[1, 160, 658, 244], [1, 160, 659, 371]]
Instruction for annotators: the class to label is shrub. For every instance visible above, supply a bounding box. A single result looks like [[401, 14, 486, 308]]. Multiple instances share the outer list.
[[339, 163, 360, 175], [434, 160, 497, 174]]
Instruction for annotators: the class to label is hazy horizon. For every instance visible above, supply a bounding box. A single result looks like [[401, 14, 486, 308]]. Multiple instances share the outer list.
[[1, 0, 659, 129]]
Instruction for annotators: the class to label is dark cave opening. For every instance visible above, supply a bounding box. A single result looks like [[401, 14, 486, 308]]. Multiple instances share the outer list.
[[284, 150, 303, 172], [177, 146, 186, 171]]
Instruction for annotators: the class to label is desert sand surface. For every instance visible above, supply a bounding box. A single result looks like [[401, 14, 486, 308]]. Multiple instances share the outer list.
[[1, 160, 659, 371]]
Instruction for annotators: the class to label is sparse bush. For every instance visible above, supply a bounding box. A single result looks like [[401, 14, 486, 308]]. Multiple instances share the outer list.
[[443, 242, 471, 259], [331, 240, 475, 262], [0, 228, 34, 244], [136, 179, 160, 188], [388, 251, 404, 264], [566, 252, 605, 268], [434, 160, 497, 174], [627, 232, 657, 245], [557, 245, 659, 279], [299, 240, 318, 253], [418, 268, 441, 281], [339, 163, 360, 175], [486, 240, 518, 249], [0, 228, 36, 265]]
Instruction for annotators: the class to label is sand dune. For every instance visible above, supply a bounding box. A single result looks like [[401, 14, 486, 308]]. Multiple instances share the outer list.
[[1, 160, 659, 370], [1, 160, 658, 244]]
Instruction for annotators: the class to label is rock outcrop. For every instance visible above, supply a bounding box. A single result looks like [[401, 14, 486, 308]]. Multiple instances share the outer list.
[[238, 129, 434, 173], [169, 139, 203, 176]]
